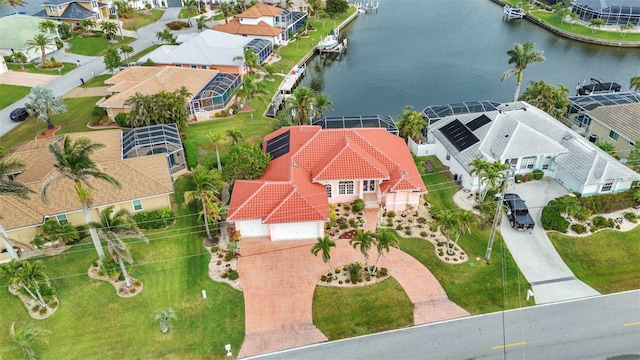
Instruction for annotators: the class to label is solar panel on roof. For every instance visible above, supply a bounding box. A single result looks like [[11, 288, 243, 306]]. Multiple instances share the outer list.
[[265, 130, 290, 160], [466, 114, 492, 131], [439, 119, 480, 152]]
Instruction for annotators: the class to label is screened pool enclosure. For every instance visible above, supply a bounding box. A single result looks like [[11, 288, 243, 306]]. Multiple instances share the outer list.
[[189, 73, 241, 114], [572, 0, 640, 25], [312, 115, 399, 135], [122, 124, 186, 174]]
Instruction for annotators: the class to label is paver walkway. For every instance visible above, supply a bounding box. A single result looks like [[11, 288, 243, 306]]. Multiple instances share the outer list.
[[237, 233, 469, 358]]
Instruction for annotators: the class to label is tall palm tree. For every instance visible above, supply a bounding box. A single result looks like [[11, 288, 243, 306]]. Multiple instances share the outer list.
[[1, 159, 33, 260], [371, 230, 398, 274], [219, 1, 231, 24], [208, 131, 226, 171], [311, 235, 336, 279], [184, 165, 226, 240], [119, 44, 134, 64], [1, 260, 51, 308], [24, 86, 67, 130], [234, 47, 261, 74], [480, 160, 509, 202], [183, 0, 197, 25], [630, 76, 640, 91], [234, 73, 267, 120], [197, 15, 208, 32], [91, 205, 147, 288], [42, 136, 121, 259], [101, 21, 119, 41], [225, 128, 243, 145], [24, 33, 56, 65], [468, 157, 489, 198], [450, 210, 477, 255], [286, 86, 314, 125], [79, 18, 96, 32], [501, 41, 545, 102], [349, 230, 374, 274], [1, 0, 28, 13], [397, 104, 426, 141], [10, 322, 50, 360], [312, 92, 333, 119]]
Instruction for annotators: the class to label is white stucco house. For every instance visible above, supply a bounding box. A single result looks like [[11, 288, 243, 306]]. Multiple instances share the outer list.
[[427, 101, 640, 196], [227, 126, 427, 241]]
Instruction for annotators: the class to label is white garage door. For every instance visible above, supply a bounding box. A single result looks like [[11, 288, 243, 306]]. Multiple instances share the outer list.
[[271, 222, 321, 241]]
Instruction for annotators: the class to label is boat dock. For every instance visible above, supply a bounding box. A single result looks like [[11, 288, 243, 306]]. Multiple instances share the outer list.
[[354, 1, 379, 13], [266, 66, 306, 118]]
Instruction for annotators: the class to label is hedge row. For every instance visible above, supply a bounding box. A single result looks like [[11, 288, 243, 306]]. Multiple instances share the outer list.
[[579, 189, 637, 214], [133, 208, 175, 229]]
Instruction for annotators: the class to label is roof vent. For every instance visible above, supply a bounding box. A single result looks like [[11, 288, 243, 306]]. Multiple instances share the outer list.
[[293, 162, 299, 167], [562, 134, 573, 141]]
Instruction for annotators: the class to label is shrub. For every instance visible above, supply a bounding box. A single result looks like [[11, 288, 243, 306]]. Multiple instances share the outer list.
[[133, 208, 174, 229], [574, 209, 591, 222], [182, 139, 198, 170], [395, 224, 403, 231], [348, 218, 357, 227], [579, 189, 637, 214], [541, 202, 569, 233], [228, 270, 239, 280], [420, 231, 428, 237], [167, 20, 189, 30], [623, 212, 637, 223], [320, 275, 327, 282], [338, 223, 348, 229], [41, 59, 62, 68], [145, 3, 152, 9], [514, 174, 524, 183], [114, 112, 129, 127], [404, 230, 412, 236], [417, 217, 427, 224], [142, 58, 155, 66], [91, 105, 106, 120], [211, 246, 219, 252], [570, 223, 587, 234], [348, 262, 361, 283], [109, 14, 116, 19], [343, 205, 351, 211], [387, 211, 396, 218], [351, 198, 365, 213], [591, 215, 614, 231], [379, 267, 388, 276], [532, 169, 544, 180]]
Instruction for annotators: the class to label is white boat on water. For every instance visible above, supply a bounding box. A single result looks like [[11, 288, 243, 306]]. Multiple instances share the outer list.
[[503, 4, 525, 19], [318, 33, 339, 50]]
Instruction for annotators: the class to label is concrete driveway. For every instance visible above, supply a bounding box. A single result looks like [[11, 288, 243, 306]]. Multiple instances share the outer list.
[[499, 177, 600, 304]]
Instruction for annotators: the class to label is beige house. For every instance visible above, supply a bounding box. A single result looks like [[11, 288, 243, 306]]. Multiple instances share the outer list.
[[0, 129, 174, 260], [34, 0, 111, 27], [585, 103, 640, 157]]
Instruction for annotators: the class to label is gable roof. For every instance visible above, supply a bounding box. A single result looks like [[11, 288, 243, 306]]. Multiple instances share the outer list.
[[100, 66, 219, 108], [142, 30, 248, 67], [0, 130, 173, 231], [589, 102, 640, 143], [228, 126, 426, 224], [237, 3, 283, 18], [213, 18, 283, 37]]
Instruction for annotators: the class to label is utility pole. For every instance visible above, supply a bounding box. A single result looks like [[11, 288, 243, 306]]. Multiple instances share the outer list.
[[485, 167, 514, 262]]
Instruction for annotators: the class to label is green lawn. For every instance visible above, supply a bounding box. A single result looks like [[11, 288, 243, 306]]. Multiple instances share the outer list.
[[0, 84, 31, 110], [81, 74, 112, 88], [122, 9, 164, 31], [312, 277, 413, 340], [549, 227, 640, 293], [533, 11, 640, 41], [178, 8, 199, 19], [66, 35, 136, 56], [0, 96, 103, 150], [6, 62, 77, 75], [0, 178, 245, 360]]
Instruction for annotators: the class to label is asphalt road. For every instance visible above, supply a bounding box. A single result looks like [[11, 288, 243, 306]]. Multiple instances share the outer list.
[[248, 290, 640, 360]]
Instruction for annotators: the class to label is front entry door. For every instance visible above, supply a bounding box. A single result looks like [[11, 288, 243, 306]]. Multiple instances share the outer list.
[[363, 180, 375, 192]]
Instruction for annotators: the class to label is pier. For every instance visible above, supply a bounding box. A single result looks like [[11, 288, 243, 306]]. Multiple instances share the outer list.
[[354, 1, 379, 13]]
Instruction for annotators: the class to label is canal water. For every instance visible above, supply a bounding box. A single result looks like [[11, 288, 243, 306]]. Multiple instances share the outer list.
[[299, 0, 639, 117]]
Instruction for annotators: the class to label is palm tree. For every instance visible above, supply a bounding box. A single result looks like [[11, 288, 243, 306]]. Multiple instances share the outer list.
[[184, 165, 226, 240], [39, 20, 59, 39], [42, 136, 121, 259], [119, 44, 134, 64], [311, 92, 333, 119], [588, 18, 604, 33], [155, 29, 177, 45], [433, 210, 460, 255], [219, 1, 232, 24], [1, 260, 51, 308], [630, 76, 640, 91], [349, 230, 374, 274], [101, 21, 119, 41], [208, 131, 226, 171], [225, 128, 243, 145], [234, 73, 267, 120], [371, 230, 398, 274], [10, 322, 50, 360], [234, 47, 261, 74], [24, 86, 67, 130], [450, 210, 477, 255], [183, 0, 197, 25], [1, 0, 28, 13], [480, 160, 509, 202], [468, 157, 489, 199], [91, 205, 147, 288], [556, 196, 582, 218], [501, 41, 546, 102], [124, 92, 153, 127], [12, 51, 28, 70], [197, 15, 208, 32], [1, 159, 33, 260], [311, 235, 336, 279], [24, 33, 56, 65], [154, 308, 177, 333], [619, 22, 634, 38], [286, 86, 314, 125], [397, 105, 426, 141]]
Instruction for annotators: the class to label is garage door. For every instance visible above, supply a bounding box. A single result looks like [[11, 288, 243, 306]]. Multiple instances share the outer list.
[[271, 222, 321, 241], [166, 0, 182, 7]]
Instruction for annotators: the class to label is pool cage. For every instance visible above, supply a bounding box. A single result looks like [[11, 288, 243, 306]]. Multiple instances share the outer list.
[[274, 9, 308, 40], [312, 115, 399, 135], [122, 124, 186, 174], [566, 91, 640, 130], [571, 0, 640, 25], [246, 39, 273, 65], [422, 100, 500, 133], [189, 73, 241, 114]]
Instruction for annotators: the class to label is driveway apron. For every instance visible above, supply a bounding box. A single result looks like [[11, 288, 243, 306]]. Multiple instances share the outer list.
[[237, 236, 468, 358], [499, 178, 600, 304]]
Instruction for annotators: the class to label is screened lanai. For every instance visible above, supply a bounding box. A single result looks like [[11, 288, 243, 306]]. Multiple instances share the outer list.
[[189, 73, 241, 114], [572, 0, 640, 25], [246, 39, 273, 65], [422, 100, 501, 124], [566, 91, 640, 129], [312, 115, 398, 135], [122, 124, 186, 174]]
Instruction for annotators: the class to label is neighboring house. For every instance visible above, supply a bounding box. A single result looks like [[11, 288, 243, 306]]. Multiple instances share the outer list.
[[213, 3, 307, 45], [0, 128, 177, 253], [33, 0, 110, 27], [566, 91, 640, 157], [0, 14, 58, 62], [141, 30, 273, 73], [227, 126, 426, 241], [98, 66, 240, 121], [260, 0, 309, 13], [427, 101, 640, 196]]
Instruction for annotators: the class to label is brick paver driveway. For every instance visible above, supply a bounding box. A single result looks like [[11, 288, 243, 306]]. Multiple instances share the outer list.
[[237, 236, 469, 358]]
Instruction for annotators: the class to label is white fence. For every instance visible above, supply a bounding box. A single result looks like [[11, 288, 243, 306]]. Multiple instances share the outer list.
[[407, 137, 436, 156]]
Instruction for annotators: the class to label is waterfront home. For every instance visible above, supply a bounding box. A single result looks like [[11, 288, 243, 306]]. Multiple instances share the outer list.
[[33, 0, 111, 27], [227, 126, 426, 241]]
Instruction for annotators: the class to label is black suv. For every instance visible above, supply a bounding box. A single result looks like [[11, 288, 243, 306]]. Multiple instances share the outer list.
[[10, 107, 29, 122], [500, 193, 535, 230]]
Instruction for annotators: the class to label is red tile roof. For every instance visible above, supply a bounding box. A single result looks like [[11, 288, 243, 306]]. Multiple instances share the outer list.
[[228, 126, 426, 224], [236, 3, 283, 18]]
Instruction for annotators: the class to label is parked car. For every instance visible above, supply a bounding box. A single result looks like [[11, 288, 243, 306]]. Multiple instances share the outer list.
[[10, 107, 29, 122], [500, 193, 535, 230]]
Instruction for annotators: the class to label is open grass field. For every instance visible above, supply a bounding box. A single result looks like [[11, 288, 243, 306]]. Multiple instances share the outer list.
[[66, 35, 136, 56], [0, 179, 245, 360], [549, 227, 640, 293], [0, 84, 31, 110], [6, 62, 76, 75], [312, 277, 413, 340], [122, 9, 165, 31]]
